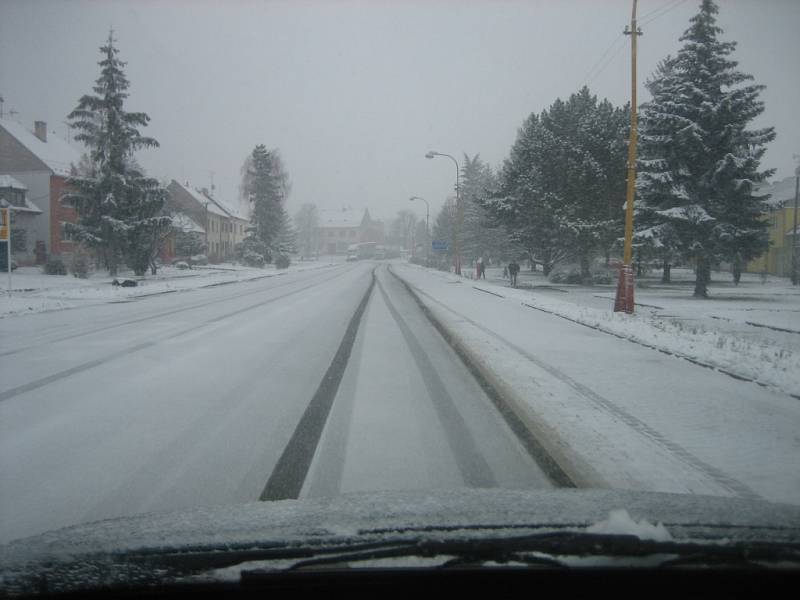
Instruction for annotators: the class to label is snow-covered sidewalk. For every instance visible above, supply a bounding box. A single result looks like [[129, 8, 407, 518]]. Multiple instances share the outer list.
[[391, 263, 800, 506], [0, 260, 337, 318]]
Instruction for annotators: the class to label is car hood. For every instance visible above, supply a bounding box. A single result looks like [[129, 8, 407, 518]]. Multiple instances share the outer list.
[[2, 488, 800, 592]]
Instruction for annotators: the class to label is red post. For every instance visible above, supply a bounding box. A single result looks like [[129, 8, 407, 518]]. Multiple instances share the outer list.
[[614, 264, 634, 314]]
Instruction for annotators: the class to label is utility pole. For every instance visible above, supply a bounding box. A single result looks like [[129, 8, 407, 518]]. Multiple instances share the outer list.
[[792, 155, 799, 285], [614, 0, 642, 313]]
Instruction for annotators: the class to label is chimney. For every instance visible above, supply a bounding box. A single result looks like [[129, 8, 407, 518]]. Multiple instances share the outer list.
[[34, 121, 47, 142]]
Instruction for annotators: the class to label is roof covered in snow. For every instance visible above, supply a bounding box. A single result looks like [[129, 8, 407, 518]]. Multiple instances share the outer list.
[[170, 180, 247, 220], [319, 207, 366, 228], [0, 119, 82, 177], [171, 212, 206, 234], [755, 176, 798, 209], [0, 174, 27, 190]]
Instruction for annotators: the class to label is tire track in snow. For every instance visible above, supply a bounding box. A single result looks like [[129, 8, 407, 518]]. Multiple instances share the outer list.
[[376, 271, 496, 488], [260, 269, 376, 501], [389, 268, 576, 488], [393, 268, 760, 501], [0, 266, 361, 404]]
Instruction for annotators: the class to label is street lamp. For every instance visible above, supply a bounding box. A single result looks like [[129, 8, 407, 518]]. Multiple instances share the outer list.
[[425, 151, 461, 274], [409, 196, 430, 266]]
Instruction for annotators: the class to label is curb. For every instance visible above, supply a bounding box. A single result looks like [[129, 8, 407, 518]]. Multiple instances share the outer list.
[[389, 266, 604, 489]]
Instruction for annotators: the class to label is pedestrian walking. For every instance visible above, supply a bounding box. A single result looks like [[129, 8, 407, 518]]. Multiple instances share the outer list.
[[477, 257, 485, 279], [508, 260, 520, 287]]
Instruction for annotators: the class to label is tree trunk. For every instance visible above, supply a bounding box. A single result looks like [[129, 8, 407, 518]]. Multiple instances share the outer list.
[[661, 259, 671, 283], [579, 253, 591, 284], [694, 256, 710, 298], [732, 258, 741, 286]]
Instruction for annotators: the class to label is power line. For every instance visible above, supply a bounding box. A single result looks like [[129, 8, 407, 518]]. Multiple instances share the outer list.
[[584, 35, 629, 89], [579, 33, 626, 89], [640, 0, 689, 26], [639, 0, 678, 21]]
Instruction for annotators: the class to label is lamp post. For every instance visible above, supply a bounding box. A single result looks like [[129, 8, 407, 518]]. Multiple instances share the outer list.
[[426, 151, 461, 275], [409, 196, 429, 266]]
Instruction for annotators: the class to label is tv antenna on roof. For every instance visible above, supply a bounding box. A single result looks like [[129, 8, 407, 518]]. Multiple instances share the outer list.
[[0, 95, 19, 120]]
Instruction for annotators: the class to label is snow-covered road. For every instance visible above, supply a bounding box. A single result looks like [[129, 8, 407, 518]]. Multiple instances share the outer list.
[[0, 262, 551, 544]]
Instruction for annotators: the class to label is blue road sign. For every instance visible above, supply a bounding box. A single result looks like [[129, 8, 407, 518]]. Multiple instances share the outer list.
[[432, 240, 448, 251]]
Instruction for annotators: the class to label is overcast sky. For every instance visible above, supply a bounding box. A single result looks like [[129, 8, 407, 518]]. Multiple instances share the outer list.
[[1, 0, 798, 223]]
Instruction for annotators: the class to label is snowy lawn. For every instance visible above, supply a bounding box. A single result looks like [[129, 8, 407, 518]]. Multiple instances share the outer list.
[[0, 259, 337, 318], [455, 265, 800, 399]]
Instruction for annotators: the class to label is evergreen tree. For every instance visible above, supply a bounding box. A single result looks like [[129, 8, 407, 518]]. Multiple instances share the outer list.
[[460, 154, 514, 263], [431, 197, 457, 268], [636, 0, 775, 297], [275, 206, 296, 256], [65, 32, 169, 276], [485, 88, 627, 278], [240, 145, 291, 263]]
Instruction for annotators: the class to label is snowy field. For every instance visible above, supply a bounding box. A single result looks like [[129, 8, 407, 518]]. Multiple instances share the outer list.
[[392, 263, 800, 506], [0, 258, 339, 319]]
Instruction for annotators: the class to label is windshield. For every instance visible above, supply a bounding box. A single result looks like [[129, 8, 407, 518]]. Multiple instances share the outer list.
[[1, 0, 799, 591]]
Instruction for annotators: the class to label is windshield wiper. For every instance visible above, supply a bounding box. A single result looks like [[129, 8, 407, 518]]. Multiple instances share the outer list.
[[234, 531, 800, 575]]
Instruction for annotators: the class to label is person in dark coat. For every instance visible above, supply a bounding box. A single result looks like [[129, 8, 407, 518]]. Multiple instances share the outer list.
[[508, 261, 520, 287]]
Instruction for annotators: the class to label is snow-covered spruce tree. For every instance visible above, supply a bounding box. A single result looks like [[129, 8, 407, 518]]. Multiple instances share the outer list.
[[240, 145, 290, 264], [460, 154, 514, 263], [636, 0, 775, 297], [66, 32, 169, 276], [485, 88, 627, 279], [431, 198, 457, 268], [274, 206, 296, 257], [483, 113, 566, 275]]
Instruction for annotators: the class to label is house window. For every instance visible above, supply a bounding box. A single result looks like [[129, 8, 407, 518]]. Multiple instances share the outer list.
[[60, 222, 75, 242], [349, 230, 356, 238], [328, 230, 334, 237], [1, 189, 26, 208]]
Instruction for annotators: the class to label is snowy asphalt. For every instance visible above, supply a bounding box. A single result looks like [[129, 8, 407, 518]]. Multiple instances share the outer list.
[[0, 261, 552, 544]]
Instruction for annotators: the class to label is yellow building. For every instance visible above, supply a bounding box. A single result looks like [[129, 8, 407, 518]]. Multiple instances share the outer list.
[[746, 176, 798, 277]]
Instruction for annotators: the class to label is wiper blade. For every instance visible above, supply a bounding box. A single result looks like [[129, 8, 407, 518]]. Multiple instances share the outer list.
[[238, 531, 800, 574]]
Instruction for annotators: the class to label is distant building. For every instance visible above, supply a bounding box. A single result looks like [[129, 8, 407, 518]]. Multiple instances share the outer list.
[[166, 180, 249, 263], [317, 207, 384, 254], [746, 176, 798, 277], [0, 119, 81, 264]]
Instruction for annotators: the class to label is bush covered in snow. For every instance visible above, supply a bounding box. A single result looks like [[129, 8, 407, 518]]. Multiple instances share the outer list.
[[274, 254, 290, 269], [70, 252, 90, 278], [189, 254, 208, 266], [43, 257, 67, 275], [548, 267, 583, 285]]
